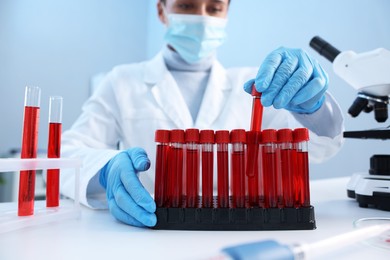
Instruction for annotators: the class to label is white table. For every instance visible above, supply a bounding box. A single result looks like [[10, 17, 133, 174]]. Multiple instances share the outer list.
[[0, 177, 389, 260]]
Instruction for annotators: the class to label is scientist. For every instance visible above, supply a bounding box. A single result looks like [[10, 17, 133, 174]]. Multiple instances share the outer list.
[[61, 0, 344, 227]]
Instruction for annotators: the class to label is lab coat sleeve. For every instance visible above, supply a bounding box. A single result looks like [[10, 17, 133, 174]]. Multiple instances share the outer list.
[[60, 73, 123, 209], [289, 92, 345, 163]]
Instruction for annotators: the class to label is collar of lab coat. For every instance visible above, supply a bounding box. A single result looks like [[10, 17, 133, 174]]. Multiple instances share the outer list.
[[144, 52, 232, 129]]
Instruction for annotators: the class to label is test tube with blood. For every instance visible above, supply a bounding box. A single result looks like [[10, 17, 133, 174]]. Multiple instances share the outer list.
[[246, 85, 263, 206], [18, 86, 41, 216], [185, 128, 200, 208], [216, 130, 230, 208], [200, 130, 215, 208], [154, 129, 170, 207], [250, 85, 263, 131], [261, 129, 278, 208], [277, 128, 294, 208], [246, 131, 261, 206], [168, 129, 185, 207], [293, 128, 310, 207], [46, 96, 63, 207], [230, 129, 246, 208]]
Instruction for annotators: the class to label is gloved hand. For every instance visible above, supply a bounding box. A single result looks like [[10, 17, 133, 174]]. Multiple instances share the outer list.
[[244, 47, 329, 114], [99, 148, 156, 227]]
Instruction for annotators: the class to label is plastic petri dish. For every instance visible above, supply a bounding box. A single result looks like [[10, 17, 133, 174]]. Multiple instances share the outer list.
[[353, 217, 390, 251]]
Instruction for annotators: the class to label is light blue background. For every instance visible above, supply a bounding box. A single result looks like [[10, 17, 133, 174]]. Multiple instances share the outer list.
[[1, 0, 390, 179]]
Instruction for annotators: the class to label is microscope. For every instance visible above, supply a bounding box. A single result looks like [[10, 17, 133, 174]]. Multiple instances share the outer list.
[[310, 36, 390, 211]]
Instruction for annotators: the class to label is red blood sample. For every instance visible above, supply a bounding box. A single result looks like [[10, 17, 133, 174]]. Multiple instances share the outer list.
[[250, 85, 263, 131], [262, 129, 278, 208], [185, 129, 200, 208], [277, 129, 293, 207], [154, 130, 170, 207], [216, 130, 230, 208], [247, 86, 263, 198], [19, 105, 40, 216], [167, 129, 184, 207], [46, 96, 63, 208], [293, 128, 310, 207], [200, 130, 215, 208], [46, 122, 62, 207], [246, 131, 261, 206], [230, 129, 246, 208]]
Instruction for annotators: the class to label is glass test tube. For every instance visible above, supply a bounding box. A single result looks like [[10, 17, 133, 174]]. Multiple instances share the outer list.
[[46, 96, 63, 207], [230, 129, 246, 208], [277, 129, 293, 208], [200, 130, 215, 208], [246, 131, 261, 206], [185, 129, 200, 208], [167, 129, 184, 207], [293, 128, 310, 207], [250, 84, 263, 131], [216, 130, 230, 208], [19, 86, 41, 216], [246, 85, 263, 185], [261, 129, 278, 208], [154, 129, 170, 208]]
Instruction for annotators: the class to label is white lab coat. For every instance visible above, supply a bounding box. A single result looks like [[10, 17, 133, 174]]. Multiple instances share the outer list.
[[60, 52, 344, 208]]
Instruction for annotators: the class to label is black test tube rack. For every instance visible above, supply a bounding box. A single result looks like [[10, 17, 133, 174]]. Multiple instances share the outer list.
[[152, 128, 316, 231], [154, 199, 315, 231]]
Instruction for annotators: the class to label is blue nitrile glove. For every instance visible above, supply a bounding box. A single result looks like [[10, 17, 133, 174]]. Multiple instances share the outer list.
[[99, 148, 157, 227], [244, 47, 329, 114]]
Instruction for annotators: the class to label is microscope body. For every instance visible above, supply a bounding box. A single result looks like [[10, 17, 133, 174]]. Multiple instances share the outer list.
[[310, 36, 390, 211], [333, 48, 390, 97], [334, 48, 390, 122]]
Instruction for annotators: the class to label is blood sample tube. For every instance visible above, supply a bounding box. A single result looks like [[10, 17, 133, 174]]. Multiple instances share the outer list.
[[246, 131, 261, 206], [250, 84, 263, 131], [185, 128, 200, 208], [277, 129, 293, 208], [167, 129, 184, 207], [247, 85, 263, 184], [46, 96, 63, 207], [154, 129, 170, 208], [200, 130, 215, 208], [230, 129, 246, 208], [293, 128, 310, 207], [216, 130, 230, 208], [18, 86, 41, 216], [261, 129, 278, 208]]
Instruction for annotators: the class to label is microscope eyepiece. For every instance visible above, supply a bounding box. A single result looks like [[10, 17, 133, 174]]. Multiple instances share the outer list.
[[309, 36, 341, 63]]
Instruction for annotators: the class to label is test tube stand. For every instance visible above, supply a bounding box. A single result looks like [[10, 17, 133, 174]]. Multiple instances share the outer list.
[[0, 158, 81, 233], [154, 197, 316, 231]]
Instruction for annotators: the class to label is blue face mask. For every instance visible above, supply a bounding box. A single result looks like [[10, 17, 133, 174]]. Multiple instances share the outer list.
[[164, 14, 228, 64]]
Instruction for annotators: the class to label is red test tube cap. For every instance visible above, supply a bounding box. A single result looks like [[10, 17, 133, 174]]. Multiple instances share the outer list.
[[251, 84, 262, 97], [215, 130, 230, 144], [230, 129, 246, 143], [200, 130, 215, 144], [155, 129, 170, 143], [277, 128, 293, 143], [185, 128, 200, 143], [170, 129, 185, 143], [293, 128, 310, 142], [262, 129, 277, 143]]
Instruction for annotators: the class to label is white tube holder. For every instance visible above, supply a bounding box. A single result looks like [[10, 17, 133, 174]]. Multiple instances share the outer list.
[[0, 158, 82, 233]]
